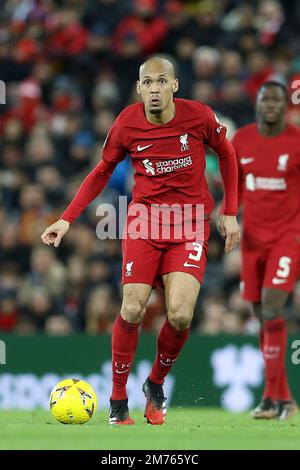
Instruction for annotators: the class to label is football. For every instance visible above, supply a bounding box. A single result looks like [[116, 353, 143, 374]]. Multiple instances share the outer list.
[[50, 378, 97, 424]]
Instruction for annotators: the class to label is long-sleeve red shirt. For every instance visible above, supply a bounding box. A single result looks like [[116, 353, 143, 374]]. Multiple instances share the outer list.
[[61, 99, 238, 227], [233, 123, 300, 246]]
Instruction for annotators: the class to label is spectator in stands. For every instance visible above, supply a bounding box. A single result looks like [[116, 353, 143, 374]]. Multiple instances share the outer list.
[[0, 0, 299, 334]]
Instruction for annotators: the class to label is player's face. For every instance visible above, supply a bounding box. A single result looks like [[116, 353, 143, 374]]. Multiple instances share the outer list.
[[256, 86, 287, 125], [137, 67, 178, 115]]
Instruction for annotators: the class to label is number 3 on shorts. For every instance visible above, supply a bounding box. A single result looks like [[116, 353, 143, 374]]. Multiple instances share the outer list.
[[188, 242, 203, 262]]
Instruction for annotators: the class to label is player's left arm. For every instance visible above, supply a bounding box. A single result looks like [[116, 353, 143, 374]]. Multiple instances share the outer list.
[[231, 132, 244, 209], [204, 108, 240, 253]]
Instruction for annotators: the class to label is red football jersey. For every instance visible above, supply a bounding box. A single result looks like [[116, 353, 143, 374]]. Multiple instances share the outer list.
[[234, 123, 300, 247], [61, 98, 237, 227]]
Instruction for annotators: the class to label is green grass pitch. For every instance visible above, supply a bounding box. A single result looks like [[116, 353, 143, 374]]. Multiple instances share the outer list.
[[0, 408, 299, 450]]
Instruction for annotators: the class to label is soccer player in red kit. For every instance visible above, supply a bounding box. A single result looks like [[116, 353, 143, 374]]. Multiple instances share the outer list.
[[233, 81, 300, 420], [41, 57, 240, 425]]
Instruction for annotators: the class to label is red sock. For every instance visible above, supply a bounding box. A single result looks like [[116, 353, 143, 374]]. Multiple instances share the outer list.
[[111, 314, 140, 401], [259, 327, 264, 352], [263, 317, 287, 401], [277, 362, 292, 402], [260, 319, 291, 401], [149, 319, 189, 385]]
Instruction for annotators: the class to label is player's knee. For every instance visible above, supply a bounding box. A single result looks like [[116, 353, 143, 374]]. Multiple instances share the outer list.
[[169, 313, 191, 331], [168, 303, 192, 330], [121, 301, 146, 323], [261, 304, 282, 321]]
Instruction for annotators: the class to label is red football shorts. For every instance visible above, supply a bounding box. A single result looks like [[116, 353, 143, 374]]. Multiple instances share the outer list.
[[241, 237, 300, 302], [122, 220, 210, 286]]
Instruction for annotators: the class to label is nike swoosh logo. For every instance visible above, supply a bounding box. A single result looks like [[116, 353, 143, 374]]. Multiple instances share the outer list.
[[183, 262, 200, 269], [240, 158, 254, 164], [137, 144, 153, 152], [272, 278, 288, 285]]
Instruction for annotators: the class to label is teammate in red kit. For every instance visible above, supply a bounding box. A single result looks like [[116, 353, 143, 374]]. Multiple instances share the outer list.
[[41, 57, 240, 425], [233, 81, 300, 420]]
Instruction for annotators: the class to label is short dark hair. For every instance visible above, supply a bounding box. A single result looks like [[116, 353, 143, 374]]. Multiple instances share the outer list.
[[257, 81, 289, 101]]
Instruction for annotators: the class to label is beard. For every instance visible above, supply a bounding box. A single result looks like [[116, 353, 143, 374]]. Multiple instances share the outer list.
[[149, 107, 162, 114], [264, 117, 279, 125]]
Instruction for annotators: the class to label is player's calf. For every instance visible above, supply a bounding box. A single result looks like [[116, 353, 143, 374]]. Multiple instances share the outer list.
[[143, 377, 167, 425]]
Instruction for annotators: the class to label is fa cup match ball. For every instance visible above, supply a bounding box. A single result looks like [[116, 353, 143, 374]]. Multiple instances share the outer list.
[[50, 378, 97, 424]]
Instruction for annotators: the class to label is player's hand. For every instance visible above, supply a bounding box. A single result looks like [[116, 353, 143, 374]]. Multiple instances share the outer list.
[[217, 215, 240, 253], [41, 219, 70, 248]]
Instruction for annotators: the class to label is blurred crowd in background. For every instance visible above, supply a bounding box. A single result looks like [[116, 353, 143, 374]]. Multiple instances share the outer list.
[[1, 0, 300, 335]]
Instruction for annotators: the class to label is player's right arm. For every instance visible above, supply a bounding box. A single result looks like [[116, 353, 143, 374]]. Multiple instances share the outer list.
[[41, 117, 127, 247]]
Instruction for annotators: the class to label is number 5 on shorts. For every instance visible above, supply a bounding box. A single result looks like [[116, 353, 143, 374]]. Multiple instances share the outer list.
[[276, 256, 291, 278]]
